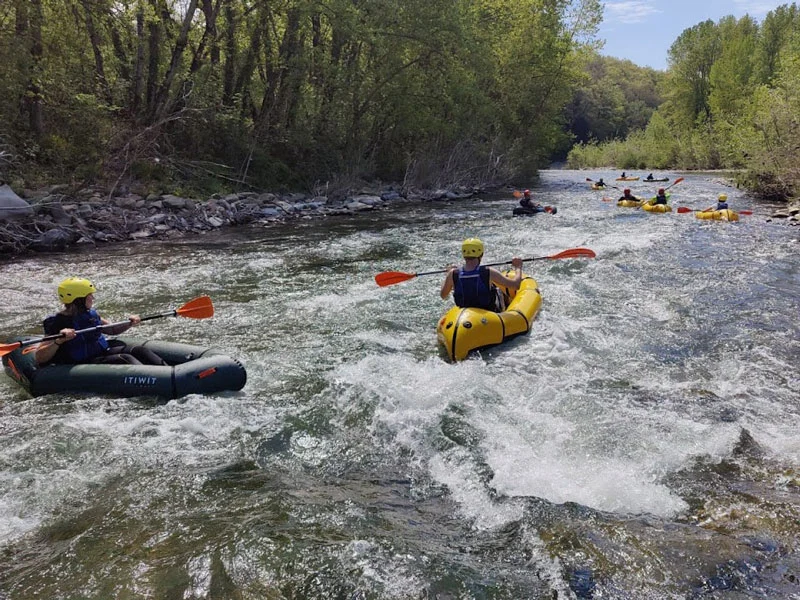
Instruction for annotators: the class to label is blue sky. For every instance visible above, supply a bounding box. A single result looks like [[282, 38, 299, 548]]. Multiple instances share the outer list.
[[597, 0, 789, 70]]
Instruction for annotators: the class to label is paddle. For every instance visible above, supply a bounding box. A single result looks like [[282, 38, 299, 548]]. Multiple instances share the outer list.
[[677, 207, 752, 215], [638, 177, 685, 208], [0, 295, 214, 357], [375, 248, 597, 287], [586, 177, 619, 191]]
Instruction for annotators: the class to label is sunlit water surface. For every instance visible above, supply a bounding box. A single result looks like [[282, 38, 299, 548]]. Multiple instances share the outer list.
[[1, 170, 798, 599]]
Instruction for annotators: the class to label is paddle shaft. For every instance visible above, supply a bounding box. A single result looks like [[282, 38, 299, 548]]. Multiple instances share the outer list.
[[412, 254, 585, 277], [16, 310, 177, 348]]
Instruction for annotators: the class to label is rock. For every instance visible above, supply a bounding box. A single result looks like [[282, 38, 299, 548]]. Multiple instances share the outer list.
[[33, 228, 72, 251], [207, 216, 224, 227], [48, 203, 73, 225], [162, 195, 187, 209], [351, 194, 383, 206], [0, 183, 33, 220]]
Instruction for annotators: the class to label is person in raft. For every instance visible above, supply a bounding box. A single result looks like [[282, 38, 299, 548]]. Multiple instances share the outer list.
[[440, 238, 523, 312], [35, 277, 167, 366], [653, 188, 669, 205], [596, 178, 606, 188], [704, 193, 729, 211], [618, 188, 638, 202], [620, 172, 626, 178], [519, 189, 542, 211], [645, 173, 654, 181]]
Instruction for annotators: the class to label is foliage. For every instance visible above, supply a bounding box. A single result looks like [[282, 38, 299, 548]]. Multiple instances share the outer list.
[[0, 0, 603, 193], [567, 3, 800, 201], [564, 54, 664, 146]]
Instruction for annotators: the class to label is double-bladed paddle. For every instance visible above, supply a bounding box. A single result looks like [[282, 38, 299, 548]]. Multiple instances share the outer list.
[[374, 248, 596, 287], [677, 207, 753, 215], [0, 295, 214, 357]]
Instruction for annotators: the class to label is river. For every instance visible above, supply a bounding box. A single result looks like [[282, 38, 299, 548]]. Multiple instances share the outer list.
[[1, 170, 798, 599]]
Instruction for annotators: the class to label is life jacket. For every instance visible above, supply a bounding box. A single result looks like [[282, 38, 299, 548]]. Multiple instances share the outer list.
[[716, 201, 728, 210], [654, 194, 668, 205], [453, 265, 497, 310], [44, 309, 109, 362]]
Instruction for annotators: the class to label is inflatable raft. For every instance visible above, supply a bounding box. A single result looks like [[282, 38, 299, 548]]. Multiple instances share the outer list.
[[642, 195, 672, 213], [2, 337, 247, 399], [617, 199, 641, 208], [616, 176, 640, 181], [590, 184, 606, 190], [644, 177, 669, 183], [513, 206, 557, 216], [436, 272, 542, 361], [695, 209, 739, 222]]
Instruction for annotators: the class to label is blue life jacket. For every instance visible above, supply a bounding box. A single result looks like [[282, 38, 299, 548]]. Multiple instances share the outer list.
[[654, 194, 668, 205], [453, 266, 497, 310], [44, 309, 109, 362], [716, 201, 728, 210]]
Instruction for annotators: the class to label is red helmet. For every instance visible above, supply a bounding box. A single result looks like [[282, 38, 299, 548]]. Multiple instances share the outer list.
[[523, 189, 531, 197], [624, 188, 631, 194], [658, 188, 665, 194]]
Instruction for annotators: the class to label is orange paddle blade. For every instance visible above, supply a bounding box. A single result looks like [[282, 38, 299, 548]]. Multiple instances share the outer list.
[[375, 271, 417, 287], [176, 295, 214, 318], [512, 190, 522, 198], [547, 248, 596, 260], [0, 341, 23, 358]]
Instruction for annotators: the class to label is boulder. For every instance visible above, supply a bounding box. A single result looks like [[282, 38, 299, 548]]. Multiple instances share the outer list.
[[0, 183, 33, 220]]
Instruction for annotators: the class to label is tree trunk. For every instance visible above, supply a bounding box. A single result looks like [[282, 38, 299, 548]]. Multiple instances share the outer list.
[[26, 0, 44, 137], [222, 0, 237, 106], [152, 0, 199, 120], [146, 0, 162, 114], [79, 0, 114, 105], [132, 2, 145, 115]]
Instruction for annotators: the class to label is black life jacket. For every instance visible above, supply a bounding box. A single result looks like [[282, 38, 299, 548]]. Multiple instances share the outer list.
[[453, 266, 497, 310]]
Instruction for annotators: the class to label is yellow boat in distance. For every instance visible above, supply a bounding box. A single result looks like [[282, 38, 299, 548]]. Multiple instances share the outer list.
[[617, 199, 641, 208], [642, 202, 672, 213], [436, 271, 542, 361], [616, 176, 640, 181], [696, 209, 739, 221]]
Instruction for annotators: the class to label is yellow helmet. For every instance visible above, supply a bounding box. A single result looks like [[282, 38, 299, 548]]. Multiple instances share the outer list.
[[718, 194, 728, 201], [462, 238, 484, 258], [58, 277, 96, 303]]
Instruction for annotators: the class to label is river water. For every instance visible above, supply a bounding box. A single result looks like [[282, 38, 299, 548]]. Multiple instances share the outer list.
[[1, 170, 798, 599]]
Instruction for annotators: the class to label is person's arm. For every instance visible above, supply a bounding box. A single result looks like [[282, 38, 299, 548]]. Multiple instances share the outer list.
[[102, 315, 142, 335], [488, 258, 523, 290], [35, 328, 76, 365], [440, 269, 456, 299]]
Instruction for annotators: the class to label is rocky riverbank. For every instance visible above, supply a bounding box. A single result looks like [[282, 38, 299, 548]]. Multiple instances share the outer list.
[[0, 183, 484, 255]]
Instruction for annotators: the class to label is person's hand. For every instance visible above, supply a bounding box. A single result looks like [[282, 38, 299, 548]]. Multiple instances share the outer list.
[[445, 264, 457, 273], [128, 315, 141, 326], [56, 328, 76, 345], [510, 257, 523, 269]]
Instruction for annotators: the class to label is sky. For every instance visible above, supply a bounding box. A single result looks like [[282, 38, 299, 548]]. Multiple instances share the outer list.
[[597, 0, 790, 70]]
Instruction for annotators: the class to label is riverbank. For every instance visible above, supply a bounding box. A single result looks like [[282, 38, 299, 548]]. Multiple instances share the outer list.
[[0, 183, 487, 255], [2, 175, 797, 256]]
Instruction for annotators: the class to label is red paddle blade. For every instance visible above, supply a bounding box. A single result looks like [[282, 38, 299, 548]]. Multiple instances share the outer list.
[[548, 248, 596, 260], [176, 295, 214, 318], [739, 210, 753, 215], [512, 190, 522, 198], [375, 271, 417, 287], [677, 207, 693, 213], [0, 341, 23, 358]]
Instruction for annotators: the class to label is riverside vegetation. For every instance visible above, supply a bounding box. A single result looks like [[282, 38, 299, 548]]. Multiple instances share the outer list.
[[0, 1, 797, 257], [567, 4, 800, 205]]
